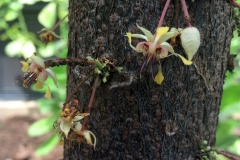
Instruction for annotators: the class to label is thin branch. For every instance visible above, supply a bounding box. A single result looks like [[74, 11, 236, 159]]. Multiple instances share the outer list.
[[181, 0, 192, 27], [51, 14, 68, 32], [158, 0, 171, 27], [215, 149, 240, 160], [65, 74, 93, 105], [81, 76, 99, 131], [44, 58, 95, 68]]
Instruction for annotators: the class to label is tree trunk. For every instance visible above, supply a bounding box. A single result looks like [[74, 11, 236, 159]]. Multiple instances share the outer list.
[[64, 0, 233, 159]]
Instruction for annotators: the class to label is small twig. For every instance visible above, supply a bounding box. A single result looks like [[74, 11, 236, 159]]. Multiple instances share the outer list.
[[158, 0, 171, 27], [65, 74, 93, 105], [230, 0, 240, 8], [181, 0, 192, 27], [215, 149, 240, 160], [193, 62, 210, 90], [51, 14, 68, 32], [44, 58, 95, 68], [81, 76, 99, 131]]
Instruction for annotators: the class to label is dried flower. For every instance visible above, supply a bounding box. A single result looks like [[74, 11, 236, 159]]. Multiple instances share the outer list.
[[38, 28, 62, 45]]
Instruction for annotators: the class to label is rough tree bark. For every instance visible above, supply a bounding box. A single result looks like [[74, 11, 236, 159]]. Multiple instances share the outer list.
[[64, 0, 233, 159]]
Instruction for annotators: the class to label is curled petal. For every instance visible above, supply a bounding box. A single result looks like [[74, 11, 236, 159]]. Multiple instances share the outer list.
[[29, 63, 40, 72], [59, 119, 71, 137], [176, 54, 193, 65], [74, 122, 82, 131], [45, 68, 58, 88], [136, 42, 148, 54], [131, 34, 148, 41], [35, 79, 44, 89], [157, 47, 168, 59], [158, 31, 178, 44], [160, 42, 175, 54], [154, 66, 164, 84], [20, 61, 29, 72], [126, 33, 142, 52], [73, 114, 89, 122], [38, 70, 48, 82], [82, 130, 97, 150], [29, 55, 45, 68], [136, 24, 154, 41]]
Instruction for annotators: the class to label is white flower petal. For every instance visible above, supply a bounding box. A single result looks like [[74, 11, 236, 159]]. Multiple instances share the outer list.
[[82, 130, 97, 150], [136, 24, 154, 42], [158, 31, 178, 44], [72, 115, 85, 122], [131, 34, 148, 41], [74, 122, 82, 131], [45, 68, 58, 88], [160, 42, 175, 54], [60, 119, 72, 138], [29, 55, 45, 68]]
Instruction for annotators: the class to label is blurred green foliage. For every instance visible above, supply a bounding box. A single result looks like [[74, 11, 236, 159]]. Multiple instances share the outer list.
[[215, 3, 240, 159], [1, 0, 68, 156], [1, 0, 240, 158]]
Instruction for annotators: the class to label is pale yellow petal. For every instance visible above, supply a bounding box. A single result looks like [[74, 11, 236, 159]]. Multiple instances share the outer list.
[[126, 32, 142, 52], [35, 80, 44, 89], [20, 61, 29, 72], [154, 67, 164, 84], [126, 32, 132, 44], [158, 31, 178, 44], [156, 27, 169, 38], [177, 54, 193, 65], [45, 86, 52, 100], [136, 24, 154, 41], [60, 119, 71, 138], [82, 130, 97, 150]]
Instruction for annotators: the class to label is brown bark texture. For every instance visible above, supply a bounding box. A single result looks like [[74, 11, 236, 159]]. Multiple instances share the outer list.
[[64, 0, 233, 159]]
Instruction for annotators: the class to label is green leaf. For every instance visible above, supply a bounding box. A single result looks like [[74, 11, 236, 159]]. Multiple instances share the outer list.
[[38, 42, 55, 57], [216, 120, 238, 148], [37, 98, 61, 114], [22, 40, 36, 58], [220, 84, 240, 110], [35, 133, 59, 156], [5, 39, 25, 57], [4, 9, 19, 21], [38, 2, 57, 29], [28, 116, 57, 137]]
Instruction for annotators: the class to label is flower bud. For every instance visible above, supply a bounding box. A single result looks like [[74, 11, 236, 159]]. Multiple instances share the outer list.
[[180, 27, 200, 61]]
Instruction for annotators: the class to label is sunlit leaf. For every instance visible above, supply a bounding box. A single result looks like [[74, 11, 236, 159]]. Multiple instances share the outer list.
[[22, 41, 36, 58], [38, 2, 56, 29], [28, 116, 57, 137], [38, 42, 55, 57], [221, 84, 240, 110], [5, 39, 25, 57], [4, 9, 18, 21]]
